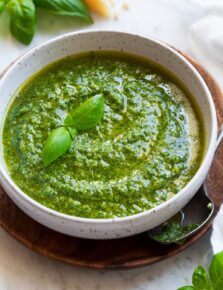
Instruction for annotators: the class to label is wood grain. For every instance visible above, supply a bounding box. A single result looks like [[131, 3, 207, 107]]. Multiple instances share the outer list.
[[0, 50, 223, 270]]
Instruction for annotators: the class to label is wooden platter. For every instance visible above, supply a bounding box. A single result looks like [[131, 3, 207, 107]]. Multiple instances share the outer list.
[[0, 50, 223, 270]]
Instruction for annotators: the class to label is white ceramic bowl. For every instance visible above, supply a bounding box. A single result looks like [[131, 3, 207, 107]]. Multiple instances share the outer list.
[[0, 31, 218, 239]]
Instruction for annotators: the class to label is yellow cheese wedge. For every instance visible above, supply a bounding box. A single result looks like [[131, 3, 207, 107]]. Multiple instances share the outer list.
[[84, 0, 110, 17]]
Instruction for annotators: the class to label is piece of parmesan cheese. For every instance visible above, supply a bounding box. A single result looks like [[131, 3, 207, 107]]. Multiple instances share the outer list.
[[84, 0, 110, 17], [122, 2, 129, 11]]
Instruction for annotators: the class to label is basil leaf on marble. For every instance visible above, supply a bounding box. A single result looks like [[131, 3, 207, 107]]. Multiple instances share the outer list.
[[178, 251, 223, 290], [209, 251, 223, 290], [34, 0, 92, 22], [7, 0, 36, 44], [192, 266, 212, 290], [0, 0, 93, 44], [0, 0, 5, 15], [42, 127, 72, 166], [64, 94, 104, 131]]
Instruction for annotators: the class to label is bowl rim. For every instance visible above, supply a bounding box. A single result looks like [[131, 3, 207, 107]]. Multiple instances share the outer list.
[[0, 29, 218, 224]]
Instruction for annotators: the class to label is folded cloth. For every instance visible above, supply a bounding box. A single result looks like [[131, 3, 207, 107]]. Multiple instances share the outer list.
[[189, 11, 223, 85], [211, 208, 223, 253], [156, 0, 223, 83]]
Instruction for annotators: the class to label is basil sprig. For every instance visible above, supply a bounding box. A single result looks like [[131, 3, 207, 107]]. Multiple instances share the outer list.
[[42, 94, 104, 166], [178, 251, 223, 290], [0, 0, 92, 44], [34, 0, 92, 22], [7, 0, 36, 45]]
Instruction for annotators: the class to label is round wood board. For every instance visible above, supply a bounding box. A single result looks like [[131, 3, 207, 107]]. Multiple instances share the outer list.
[[0, 50, 223, 270]]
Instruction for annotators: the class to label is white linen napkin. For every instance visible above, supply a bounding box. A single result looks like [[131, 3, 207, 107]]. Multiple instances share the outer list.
[[156, 0, 223, 85], [211, 209, 223, 253], [189, 8, 223, 85]]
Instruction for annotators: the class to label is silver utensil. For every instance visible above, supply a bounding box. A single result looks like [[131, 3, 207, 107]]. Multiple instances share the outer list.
[[148, 124, 223, 245]]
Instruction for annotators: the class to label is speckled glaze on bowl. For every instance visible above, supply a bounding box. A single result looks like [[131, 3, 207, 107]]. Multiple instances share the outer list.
[[0, 31, 217, 239]]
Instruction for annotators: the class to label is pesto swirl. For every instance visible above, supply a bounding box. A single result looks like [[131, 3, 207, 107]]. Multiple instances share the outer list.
[[3, 52, 204, 218]]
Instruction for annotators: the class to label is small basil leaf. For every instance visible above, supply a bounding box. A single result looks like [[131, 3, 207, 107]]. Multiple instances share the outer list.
[[0, 0, 5, 15], [209, 251, 223, 290], [67, 127, 78, 140], [192, 266, 212, 290], [64, 94, 104, 131], [7, 0, 36, 44], [42, 127, 72, 166], [34, 0, 92, 22], [177, 287, 194, 290]]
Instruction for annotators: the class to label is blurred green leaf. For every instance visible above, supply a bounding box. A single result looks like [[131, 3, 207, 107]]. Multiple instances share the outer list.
[[209, 251, 223, 290], [0, 0, 5, 15], [192, 266, 212, 290], [7, 0, 36, 44], [34, 0, 92, 22]]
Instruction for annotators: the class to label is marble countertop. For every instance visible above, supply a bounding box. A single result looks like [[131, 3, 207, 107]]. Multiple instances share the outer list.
[[0, 0, 221, 289]]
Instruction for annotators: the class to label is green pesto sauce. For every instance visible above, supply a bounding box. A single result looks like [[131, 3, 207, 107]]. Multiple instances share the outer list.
[[3, 52, 204, 219], [154, 222, 199, 244]]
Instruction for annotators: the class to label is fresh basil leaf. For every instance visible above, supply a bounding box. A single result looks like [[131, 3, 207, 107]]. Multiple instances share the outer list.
[[67, 127, 78, 140], [177, 287, 194, 290], [34, 0, 92, 22], [42, 127, 72, 166], [209, 251, 223, 290], [192, 266, 212, 290], [7, 0, 36, 44], [64, 94, 104, 131], [0, 0, 5, 15]]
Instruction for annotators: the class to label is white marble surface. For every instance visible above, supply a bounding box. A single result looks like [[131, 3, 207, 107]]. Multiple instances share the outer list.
[[0, 0, 221, 289]]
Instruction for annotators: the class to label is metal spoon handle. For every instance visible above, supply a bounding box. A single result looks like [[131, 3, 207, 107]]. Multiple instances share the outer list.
[[216, 123, 223, 149]]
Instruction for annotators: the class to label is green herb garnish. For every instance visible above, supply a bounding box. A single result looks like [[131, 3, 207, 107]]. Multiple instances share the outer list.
[[0, 0, 92, 44], [42, 127, 75, 167], [42, 94, 104, 166], [7, 0, 36, 45], [64, 93, 104, 130], [178, 251, 223, 290]]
